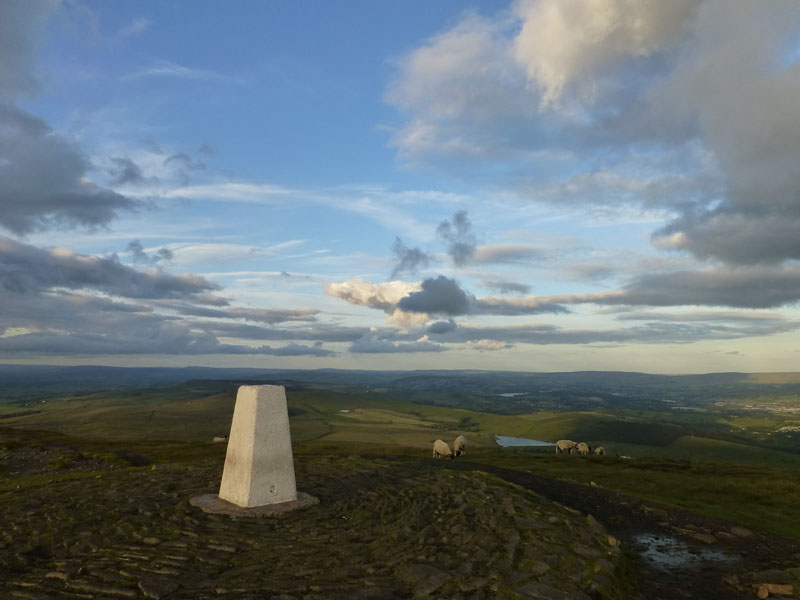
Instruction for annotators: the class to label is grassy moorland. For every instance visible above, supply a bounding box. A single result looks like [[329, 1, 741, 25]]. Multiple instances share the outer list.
[[2, 377, 800, 543]]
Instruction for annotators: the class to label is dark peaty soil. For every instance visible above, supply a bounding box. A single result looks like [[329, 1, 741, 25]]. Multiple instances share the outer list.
[[439, 459, 800, 600], [1, 451, 624, 600], [2, 431, 799, 600]]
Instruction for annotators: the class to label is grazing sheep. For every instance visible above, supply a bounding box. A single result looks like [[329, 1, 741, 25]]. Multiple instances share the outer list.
[[576, 442, 591, 456], [453, 435, 467, 457], [594, 446, 606, 456], [212, 436, 228, 443], [432, 439, 453, 459], [556, 439, 578, 455]]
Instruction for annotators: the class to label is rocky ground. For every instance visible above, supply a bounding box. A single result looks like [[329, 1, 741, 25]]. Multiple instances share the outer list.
[[2, 430, 799, 599], [441, 460, 800, 600], [1, 439, 623, 599]]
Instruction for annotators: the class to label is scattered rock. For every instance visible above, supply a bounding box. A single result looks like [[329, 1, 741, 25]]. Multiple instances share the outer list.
[[753, 570, 793, 585], [730, 526, 753, 538], [138, 576, 180, 599], [586, 514, 605, 535], [395, 563, 449, 597], [689, 533, 716, 544], [754, 583, 795, 596], [515, 580, 568, 599], [515, 516, 545, 530]]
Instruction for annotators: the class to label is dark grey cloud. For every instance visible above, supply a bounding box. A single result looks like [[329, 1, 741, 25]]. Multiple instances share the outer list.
[[0, 329, 335, 357], [611, 267, 800, 310], [0, 235, 219, 299], [126, 240, 173, 265], [0, 289, 334, 358], [522, 266, 800, 311], [427, 319, 457, 335], [431, 319, 799, 346], [566, 263, 616, 282], [196, 321, 368, 343], [126, 240, 149, 263], [349, 333, 446, 354], [397, 276, 473, 315], [163, 152, 205, 184], [399, 276, 568, 316], [390, 236, 432, 279], [109, 157, 145, 186], [482, 280, 532, 295], [0, 0, 53, 100], [0, 105, 139, 235], [472, 298, 570, 316], [328, 276, 568, 317], [0, 4, 142, 235], [655, 209, 800, 265], [164, 152, 205, 170], [437, 210, 477, 267], [155, 247, 174, 263], [165, 304, 317, 324], [0, 292, 157, 336], [472, 245, 545, 265], [615, 310, 786, 324]]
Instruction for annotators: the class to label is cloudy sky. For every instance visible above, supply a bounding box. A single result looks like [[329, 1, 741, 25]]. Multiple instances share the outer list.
[[2, 0, 800, 373]]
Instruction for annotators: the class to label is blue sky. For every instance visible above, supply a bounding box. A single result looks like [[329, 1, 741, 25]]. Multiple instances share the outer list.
[[3, 0, 800, 373]]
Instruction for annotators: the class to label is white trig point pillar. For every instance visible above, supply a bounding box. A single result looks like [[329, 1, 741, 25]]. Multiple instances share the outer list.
[[190, 384, 317, 517], [219, 385, 297, 507]]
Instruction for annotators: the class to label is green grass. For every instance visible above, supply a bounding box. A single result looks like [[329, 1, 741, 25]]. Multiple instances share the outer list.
[[5, 381, 800, 541], [467, 450, 800, 539]]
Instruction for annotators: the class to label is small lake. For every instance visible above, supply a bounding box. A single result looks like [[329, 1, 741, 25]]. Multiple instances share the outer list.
[[497, 392, 526, 397], [634, 533, 737, 570], [495, 435, 555, 447]]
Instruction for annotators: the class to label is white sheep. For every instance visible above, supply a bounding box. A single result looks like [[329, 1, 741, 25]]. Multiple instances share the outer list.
[[453, 435, 467, 457], [576, 442, 591, 456], [594, 446, 606, 456], [432, 439, 453, 459], [555, 439, 578, 454]]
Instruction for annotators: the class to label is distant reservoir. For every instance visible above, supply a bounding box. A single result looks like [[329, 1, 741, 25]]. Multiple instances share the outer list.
[[495, 435, 554, 447]]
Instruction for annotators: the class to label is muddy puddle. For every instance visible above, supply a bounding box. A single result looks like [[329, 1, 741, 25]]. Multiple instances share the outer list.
[[633, 533, 739, 571]]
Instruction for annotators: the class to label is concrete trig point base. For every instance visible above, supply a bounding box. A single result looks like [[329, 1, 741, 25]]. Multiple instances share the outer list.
[[190, 385, 318, 517]]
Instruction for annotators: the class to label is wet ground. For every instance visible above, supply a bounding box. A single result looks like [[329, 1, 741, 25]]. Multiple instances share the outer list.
[[440, 459, 800, 599], [2, 429, 799, 599]]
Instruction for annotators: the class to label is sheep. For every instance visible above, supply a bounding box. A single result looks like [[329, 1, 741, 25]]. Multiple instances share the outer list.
[[453, 435, 467, 457], [576, 442, 591, 456], [555, 439, 578, 455], [594, 446, 606, 456], [432, 439, 453, 459]]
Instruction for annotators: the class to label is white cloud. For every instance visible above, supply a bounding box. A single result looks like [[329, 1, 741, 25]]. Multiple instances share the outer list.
[[467, 339, 512, 351], [324, 278, 421, 312], [514, 0, 698, 107], [123, 59, 241, 83]]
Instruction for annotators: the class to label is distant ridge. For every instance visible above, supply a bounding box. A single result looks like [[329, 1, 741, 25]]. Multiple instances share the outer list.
[[0, 363, 796, 398]]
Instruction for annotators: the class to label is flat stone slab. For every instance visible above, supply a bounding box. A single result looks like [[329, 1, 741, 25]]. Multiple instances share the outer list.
[[189, 492, 318, 518]]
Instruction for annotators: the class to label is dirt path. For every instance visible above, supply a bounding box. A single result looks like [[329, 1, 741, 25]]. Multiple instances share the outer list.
[[441, 460, 800, 599]]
